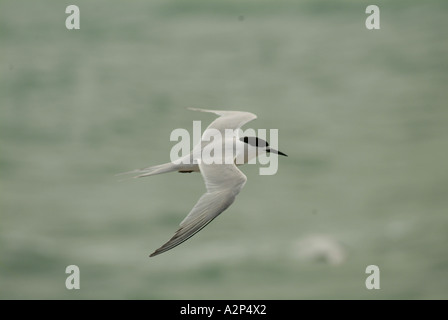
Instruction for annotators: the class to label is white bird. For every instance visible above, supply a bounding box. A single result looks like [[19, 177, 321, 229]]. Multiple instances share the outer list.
[[124, 108, 287, 257]]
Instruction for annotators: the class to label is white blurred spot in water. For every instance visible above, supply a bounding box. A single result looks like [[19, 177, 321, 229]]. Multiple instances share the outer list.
[[291, 234, 347, 266]]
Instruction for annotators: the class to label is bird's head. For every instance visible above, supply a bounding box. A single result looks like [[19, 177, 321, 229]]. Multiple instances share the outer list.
[[239, 136, 288, 157]]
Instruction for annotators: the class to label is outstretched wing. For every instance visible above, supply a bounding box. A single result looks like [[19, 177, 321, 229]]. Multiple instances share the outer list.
[[149, 161, 247, 257], [188, 107, 257, 136]]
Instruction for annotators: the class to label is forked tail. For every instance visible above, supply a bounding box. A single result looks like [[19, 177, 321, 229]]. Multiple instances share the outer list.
[[118, 162, 178, 178]]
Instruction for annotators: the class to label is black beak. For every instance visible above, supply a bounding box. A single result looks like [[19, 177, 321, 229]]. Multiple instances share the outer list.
[[267, 148, 288, 157]]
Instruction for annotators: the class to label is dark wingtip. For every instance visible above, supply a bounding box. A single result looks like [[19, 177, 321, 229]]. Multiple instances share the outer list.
[[149, 248, 164, 257]]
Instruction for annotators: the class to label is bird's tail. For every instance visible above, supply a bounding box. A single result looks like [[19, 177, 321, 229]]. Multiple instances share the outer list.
[[117, 162, 178, 178]]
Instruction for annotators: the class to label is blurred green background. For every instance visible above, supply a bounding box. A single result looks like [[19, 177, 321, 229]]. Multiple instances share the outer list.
[[1, 0, 447, 299]]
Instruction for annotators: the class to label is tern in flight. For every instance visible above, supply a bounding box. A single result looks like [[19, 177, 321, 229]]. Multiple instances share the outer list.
[[124, 108, 287, 257]]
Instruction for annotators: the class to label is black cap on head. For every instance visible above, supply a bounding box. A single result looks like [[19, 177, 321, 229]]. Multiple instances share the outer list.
[[240, 136, 269, 148]]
